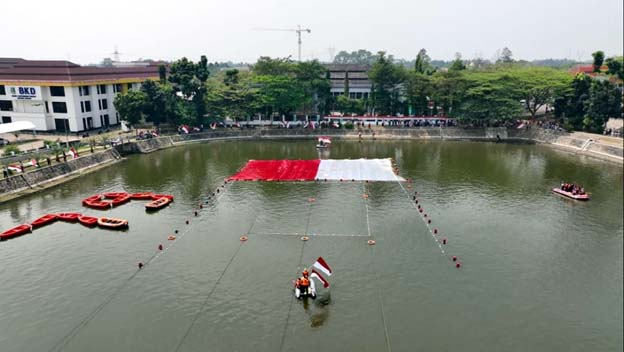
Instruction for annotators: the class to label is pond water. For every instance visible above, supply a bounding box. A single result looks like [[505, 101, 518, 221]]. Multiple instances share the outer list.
[[1, 140, 622, 352]]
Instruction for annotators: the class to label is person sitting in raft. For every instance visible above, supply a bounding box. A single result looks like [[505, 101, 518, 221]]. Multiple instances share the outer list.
[[296, 269, 311, 295]]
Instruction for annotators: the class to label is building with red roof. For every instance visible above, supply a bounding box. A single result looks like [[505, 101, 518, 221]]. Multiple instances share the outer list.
[[0, 58, 162, 132]]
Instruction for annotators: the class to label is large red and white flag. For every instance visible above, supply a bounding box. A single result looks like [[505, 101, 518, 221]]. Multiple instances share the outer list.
[[313, 256, 332, 276], [310, 269, 330, 288]]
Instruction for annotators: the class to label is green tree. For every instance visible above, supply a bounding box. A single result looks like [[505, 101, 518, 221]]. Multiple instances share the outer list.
[[506, 67, 572, 118], [253, 56, 293, 76], [449, 52, 466, 71], [454, 70, 523, 121], [113, 90, 146, 125], [168, 56, 210, 124], [591, 51, 605, 72], [158, 64, 167, 83], [432, 70, 469, 116], [497, 47, 514, 63], [404, 71, 432, 115], [140, 80, 177, 125], [292, 60, 331, 115], [253, 74, 306, 118], [333, 50, 376, 65], [414, 49, 434, 75], [369, 52, 406, 115], [583, 80, 621, 132], [605, 56, 624, 79]]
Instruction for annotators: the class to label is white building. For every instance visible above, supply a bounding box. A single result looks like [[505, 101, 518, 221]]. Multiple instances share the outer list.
[[325, 64, 372, 99], [0, 58, 162, 133]]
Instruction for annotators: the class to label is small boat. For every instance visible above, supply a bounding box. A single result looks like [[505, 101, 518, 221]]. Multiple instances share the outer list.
[[316, 137, 331, 149], [78, 216, 99, 227], [552, 188, 590, 201], [150, 194, 174, 201], [130, 192, 153, 200], [103, 192, 129, 199], [31, 214, 58, 228], [97, 217, 129, 230], [57, 213, 82, 222], [111, 194, 132, 207], [294, 280, 317, 300], [1, 224, 32, 241], [145, 197, 171, 211], [82, 194, 102, 205], [84, 200, 113, 210]]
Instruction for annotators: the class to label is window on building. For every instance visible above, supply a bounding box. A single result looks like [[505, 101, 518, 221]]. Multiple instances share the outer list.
[[101, 99, 108, 110], [127, 83, 133, 91], [0, 100, 13, 111], [363, 92, 369, 99], [349, 92, 356, 99], [52, 101, 68, 113], [2, 116, 12, 123], [79, 86, 90, 96], [84, 101, 91, 112], [80, 101, 84, 113], [113, 84, 123, 93], [356, 92, 363, 99], [97, 84, 107, 94], [103, 114, 110, 126], [0, 85, 5, 95], [50, 86, 65, 97], [45, 101, 49, 113]]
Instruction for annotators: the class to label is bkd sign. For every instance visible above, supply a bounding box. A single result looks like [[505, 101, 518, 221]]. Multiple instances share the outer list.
[[9, 86, 41, 100]]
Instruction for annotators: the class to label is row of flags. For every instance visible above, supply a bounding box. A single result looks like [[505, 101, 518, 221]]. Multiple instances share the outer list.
[[6, 147, 78, 173]]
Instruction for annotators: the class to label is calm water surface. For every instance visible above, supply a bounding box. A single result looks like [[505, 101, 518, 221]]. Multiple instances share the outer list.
[[0, 140, 622, 352]]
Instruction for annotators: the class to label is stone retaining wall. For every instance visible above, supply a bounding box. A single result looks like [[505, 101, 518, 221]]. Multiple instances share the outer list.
[[0, 149, 121, 201]]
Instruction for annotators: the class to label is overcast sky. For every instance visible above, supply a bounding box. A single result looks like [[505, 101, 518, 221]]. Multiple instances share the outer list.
[[3, 0, 623, 64]]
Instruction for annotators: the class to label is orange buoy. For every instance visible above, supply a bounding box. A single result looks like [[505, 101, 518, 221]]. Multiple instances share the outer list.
[[419, 208, 423, 213], [174, 229, 179, 234], [308, 198, 316, 202], [367, 239, 376, 245], [424, 214, 428, 218], [427, 219, 431, 224], [434, 228, 438, 234], [199, 204, 203, 209], [301, 236, 309, 241], [415, 200, 419, 204], [138, 262, 144, 269], [363, 194, 369, 199], [168, 235, 176, 240], [456, 262, 461, 268], [158, 244, 163, 250], [185, 220, 189, 224], [240, 236, 248, 241], [194, 211, 198, 216], [452, 255, 457, 262], [442, 238, 447, 244]]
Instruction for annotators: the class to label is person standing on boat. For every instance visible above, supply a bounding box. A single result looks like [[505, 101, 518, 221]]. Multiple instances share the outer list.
[[296, 269, 311, 295]]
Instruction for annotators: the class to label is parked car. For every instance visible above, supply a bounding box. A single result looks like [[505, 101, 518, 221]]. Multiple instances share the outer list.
[[0, 138, 10, 146]]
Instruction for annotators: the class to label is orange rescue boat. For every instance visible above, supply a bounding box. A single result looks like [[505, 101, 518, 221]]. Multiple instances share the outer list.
[[145, 197, 171, 211], [111, 194, 132, 207], [97, 217, 129, 230], [130, 192, 153, 200], [103, 192, 129, 199]]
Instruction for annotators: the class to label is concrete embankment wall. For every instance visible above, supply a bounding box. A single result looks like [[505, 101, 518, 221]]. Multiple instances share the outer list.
[[508, 128, 623, 163], [0, 149, 121, 202], [115, 127, 621, 163]]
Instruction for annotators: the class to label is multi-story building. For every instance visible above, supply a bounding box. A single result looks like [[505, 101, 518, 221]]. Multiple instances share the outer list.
[[0, 58, 162, 133], [325, 64, 372, 99]]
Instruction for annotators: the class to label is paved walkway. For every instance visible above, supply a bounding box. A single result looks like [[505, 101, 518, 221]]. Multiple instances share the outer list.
[[571, 132, 623, 147]]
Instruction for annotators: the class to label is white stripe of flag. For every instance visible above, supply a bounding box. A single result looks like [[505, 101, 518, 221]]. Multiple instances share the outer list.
[[310, 269, 330, 288], [313, 256, 332, 276]]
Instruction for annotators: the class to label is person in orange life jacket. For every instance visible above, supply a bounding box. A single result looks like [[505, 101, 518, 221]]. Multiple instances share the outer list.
[[296, 269, 311, 295]]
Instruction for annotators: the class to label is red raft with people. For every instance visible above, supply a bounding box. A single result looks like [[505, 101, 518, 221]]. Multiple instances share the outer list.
[[552, 183, 590, 201]]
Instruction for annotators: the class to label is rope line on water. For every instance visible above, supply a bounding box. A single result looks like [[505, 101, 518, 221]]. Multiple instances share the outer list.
[[173, 241, 244, 352], [278, 199, 314, 352], [362, 182, 392, 352], [49, 181, 232, 352]]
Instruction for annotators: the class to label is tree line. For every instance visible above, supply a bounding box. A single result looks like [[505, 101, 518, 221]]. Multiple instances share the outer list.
[[114, 50, 623, 133]]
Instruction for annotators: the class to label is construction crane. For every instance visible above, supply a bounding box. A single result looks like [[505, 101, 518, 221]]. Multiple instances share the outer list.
[[253, 25, 311, 62]]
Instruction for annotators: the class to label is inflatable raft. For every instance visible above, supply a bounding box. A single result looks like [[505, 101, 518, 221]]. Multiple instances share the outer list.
[[97, 217, 128, 230], [58, 213, 82, 222], [145, 197, 171, 211], [552, 188, 590, 201], [78, 215, 99, 227]]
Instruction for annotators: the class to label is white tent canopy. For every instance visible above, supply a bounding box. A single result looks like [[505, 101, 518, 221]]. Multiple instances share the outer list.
[[0, 121, 37, 134]]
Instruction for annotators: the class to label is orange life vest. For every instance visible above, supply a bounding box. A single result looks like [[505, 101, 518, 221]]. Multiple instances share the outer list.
[[299, 278, 310, 287]]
